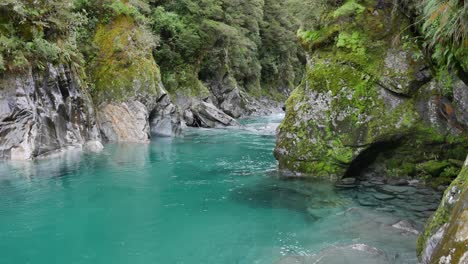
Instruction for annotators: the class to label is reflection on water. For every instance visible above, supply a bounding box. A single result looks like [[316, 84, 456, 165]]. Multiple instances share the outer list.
[[0, 113, 438, 264]]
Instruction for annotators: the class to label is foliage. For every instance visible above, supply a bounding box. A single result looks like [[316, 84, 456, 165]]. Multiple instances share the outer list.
[[336, 31, 366, 54], [150, 0, 306, 96], [0, 0, 83, 71], [420, 0, 467, 71], [332, 0, 365, 19]]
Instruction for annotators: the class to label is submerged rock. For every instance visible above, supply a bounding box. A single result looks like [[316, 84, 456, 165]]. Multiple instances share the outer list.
[[0, 65, 101, 160], [281, 243, 389, 264], [392, 220, 420, 235], [373, 193, 395, 201]]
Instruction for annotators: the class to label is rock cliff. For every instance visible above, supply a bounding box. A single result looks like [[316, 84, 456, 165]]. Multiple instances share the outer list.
[[0, 64, 102, 160], [274, 0, 467, 182]]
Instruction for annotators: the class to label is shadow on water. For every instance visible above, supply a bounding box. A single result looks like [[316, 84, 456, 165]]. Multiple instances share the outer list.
[[229, 176, 348, 222]]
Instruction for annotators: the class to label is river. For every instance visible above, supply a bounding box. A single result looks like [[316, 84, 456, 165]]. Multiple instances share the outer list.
[[0, 114, 440, 263]]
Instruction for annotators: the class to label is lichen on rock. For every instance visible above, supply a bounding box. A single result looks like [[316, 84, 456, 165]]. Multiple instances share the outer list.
[[274, 0, 467, 180], [417, 156, 468, 264]]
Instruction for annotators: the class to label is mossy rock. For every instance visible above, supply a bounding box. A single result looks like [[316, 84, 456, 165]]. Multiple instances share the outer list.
[[90, 14, 162, 109], [417, 156, 468, 263], [419, 160, 452, 177], [274, 0, 468, 179]]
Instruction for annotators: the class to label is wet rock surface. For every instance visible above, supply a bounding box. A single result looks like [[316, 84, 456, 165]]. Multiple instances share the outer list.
[[0, 65, 101, 160]]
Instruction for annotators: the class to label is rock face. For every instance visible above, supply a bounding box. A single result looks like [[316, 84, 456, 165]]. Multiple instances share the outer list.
[[418, 156, 468, 264], [91, 14, 181, 142], [188, 101, 240, 128], [150, 93, 182, 137], [0, 64, 101, 160], [98, 100, 150, 142], [274, 1, 467, 179]]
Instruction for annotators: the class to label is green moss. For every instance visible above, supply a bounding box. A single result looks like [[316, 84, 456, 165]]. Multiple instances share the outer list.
[[90, 15, 160, 104], [297, 24, 340, 51], [417, 159, 468, 259], [275, 0, 468, 180], [162, 66, 211, 98], [419, 160, 452, 177], [332, 0, 365, 19]]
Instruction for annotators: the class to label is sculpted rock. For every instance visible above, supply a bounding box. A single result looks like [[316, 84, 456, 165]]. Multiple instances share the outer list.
[[189, 101, 240, 128], [84, 140, 104, 153], [98, 101, 150, 142], [207, 72, 246, 118], [0, 65, 101, 160], [274, 1, 467, 178], [150, 93, 182, 137], [418, 156, 468, 264]]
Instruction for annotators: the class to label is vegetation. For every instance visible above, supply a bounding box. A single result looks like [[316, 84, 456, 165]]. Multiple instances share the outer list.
[[0, 0, 466, 103], [0, 0, 82, 71], [420, 0, 467, 71]]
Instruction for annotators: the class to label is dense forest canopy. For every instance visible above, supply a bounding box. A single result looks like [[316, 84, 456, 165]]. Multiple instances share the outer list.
[[0, 0, 466, 96]]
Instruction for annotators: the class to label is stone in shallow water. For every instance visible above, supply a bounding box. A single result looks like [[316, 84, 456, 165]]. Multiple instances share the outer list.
[[376, 207, 396, 213], [291, 244, 390, 264], [275, 256, 305, 264], [405, 204, 437, 212], [391, 220, 420, 235], [335, 177, 358, 188], [380, 185, 416, 195], [358, 194, 381, 206], [373, 193, 396, 201]]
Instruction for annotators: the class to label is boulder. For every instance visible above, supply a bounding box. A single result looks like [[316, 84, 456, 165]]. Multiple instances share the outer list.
[[189, 101, 240, 128], [274, 1, 467, 179], [84, 140, 104, 153], [392, 220, 420, 235]]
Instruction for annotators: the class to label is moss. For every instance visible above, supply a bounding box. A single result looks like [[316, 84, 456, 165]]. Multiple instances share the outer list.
[[332, 0, 365, 19], [90, 15, 160, 104], [275, 0, 468, 180], [419, 160, 452, 177], [297, 24, 340, 51], [162, 66, 211, 98], [417, 159, 468, 259]]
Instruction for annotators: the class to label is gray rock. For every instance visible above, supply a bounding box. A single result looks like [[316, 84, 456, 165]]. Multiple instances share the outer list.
[[0, 64, 101, 160], [84, 140, 104, 153], [380, 49, 430, 95], [373, 193, 396, 201], [150, 93, 182, 137], [190, 101, 240, 128], [380, 185, 415, 195], [357, 194, 380, 206], [98, 100, 150, 142], [452, 77, 468, 126], [421, 224, 448, 264], [392, 220, 420, 235]]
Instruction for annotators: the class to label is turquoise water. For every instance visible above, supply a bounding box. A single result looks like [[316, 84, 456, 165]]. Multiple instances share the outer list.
[[0, 114, 440, 264]]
